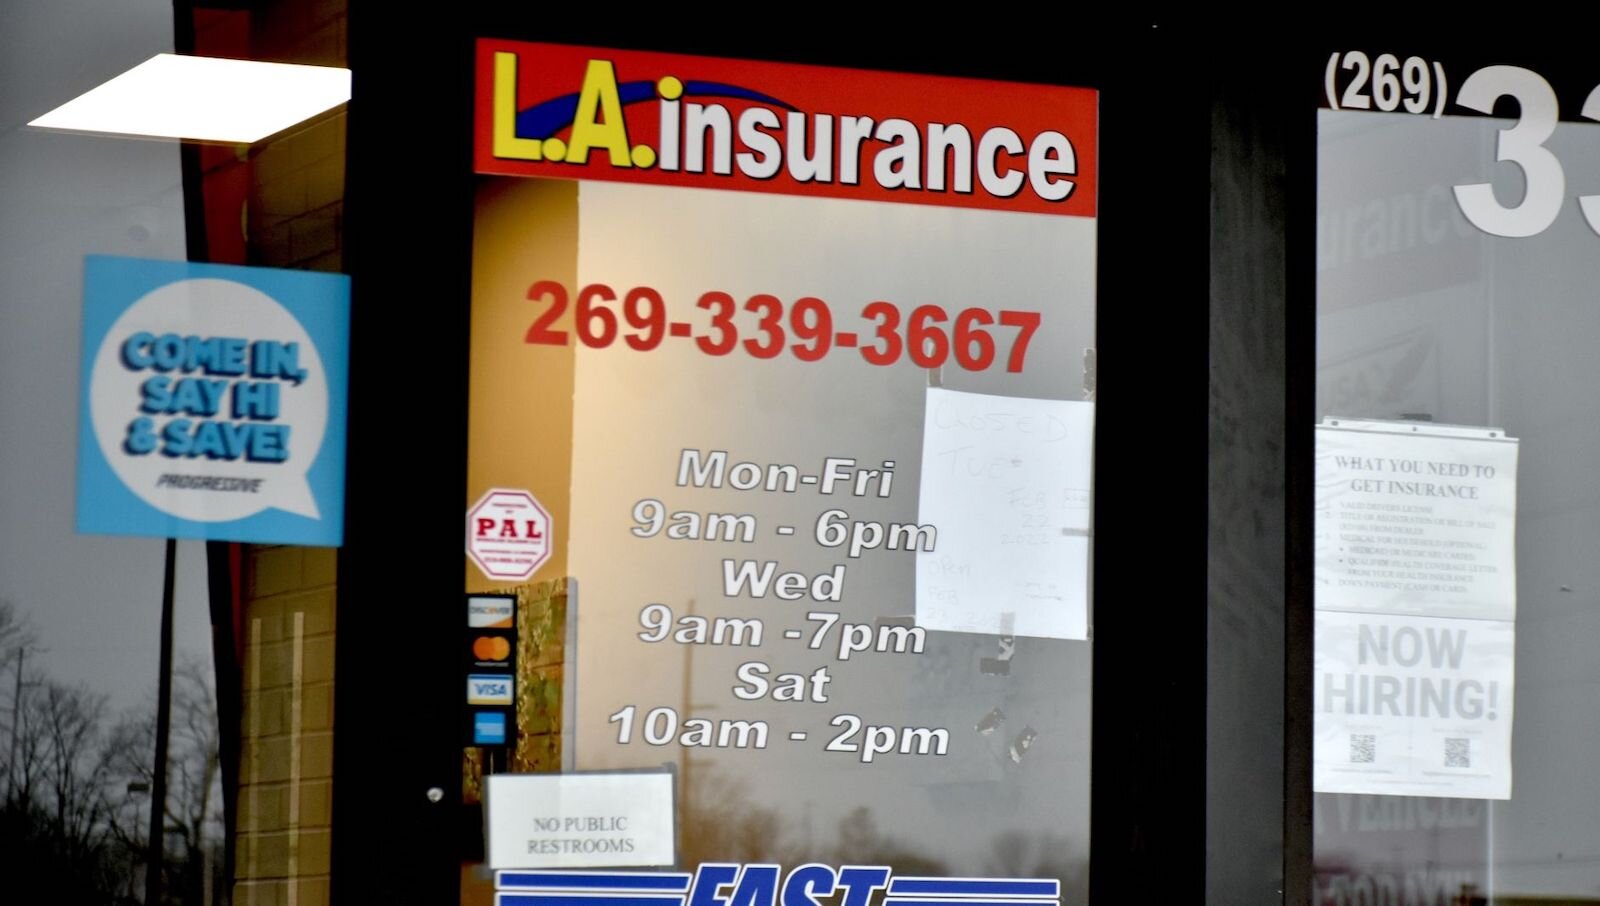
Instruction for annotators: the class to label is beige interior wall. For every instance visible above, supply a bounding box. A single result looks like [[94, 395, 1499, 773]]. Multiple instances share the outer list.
[[465, 178, 580, 592]]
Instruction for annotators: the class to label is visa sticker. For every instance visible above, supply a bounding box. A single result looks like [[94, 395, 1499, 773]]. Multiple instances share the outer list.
[[468, 674, 514, 705]]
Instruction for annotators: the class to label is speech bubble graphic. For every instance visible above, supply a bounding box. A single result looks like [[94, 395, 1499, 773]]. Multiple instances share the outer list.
[[88, 277, 328, 522]]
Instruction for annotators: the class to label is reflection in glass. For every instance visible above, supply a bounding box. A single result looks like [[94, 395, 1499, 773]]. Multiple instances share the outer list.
[[1316, 102, 1600, 902]]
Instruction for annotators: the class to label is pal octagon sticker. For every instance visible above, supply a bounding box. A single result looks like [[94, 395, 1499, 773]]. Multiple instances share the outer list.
[[467, 488, 553, 581]]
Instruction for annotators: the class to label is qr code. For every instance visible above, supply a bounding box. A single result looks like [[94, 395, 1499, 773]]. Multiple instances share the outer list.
[[1445, 737, 1471, 768], [1350, 734, 1376, 763]]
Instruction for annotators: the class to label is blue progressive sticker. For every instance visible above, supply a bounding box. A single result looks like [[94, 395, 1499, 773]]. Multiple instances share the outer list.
[[76, 255, 350, 545]]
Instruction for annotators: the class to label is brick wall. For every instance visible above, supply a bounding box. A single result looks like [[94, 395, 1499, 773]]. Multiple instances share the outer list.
[[213, 2, 347, 904], [234, 546, 338, 906]]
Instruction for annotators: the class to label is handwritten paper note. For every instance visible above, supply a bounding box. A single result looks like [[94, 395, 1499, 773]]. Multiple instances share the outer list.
[[916, 388, 1093, 640]]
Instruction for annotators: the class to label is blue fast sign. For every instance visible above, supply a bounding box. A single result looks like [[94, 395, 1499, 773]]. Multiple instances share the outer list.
[[494, 867, 1061, 906]]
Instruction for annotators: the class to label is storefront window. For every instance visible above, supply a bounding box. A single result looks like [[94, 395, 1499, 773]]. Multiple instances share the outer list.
[[14, 13, 1457, 902], [458, 40, 1098, 906], [3, 3, 350, 904], [1314, 47, 1600, 904]]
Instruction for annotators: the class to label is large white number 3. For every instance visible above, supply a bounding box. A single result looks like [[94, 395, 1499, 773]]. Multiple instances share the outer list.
[[1580, 85, 1600, 236], [1453, 66, 1564, 238]]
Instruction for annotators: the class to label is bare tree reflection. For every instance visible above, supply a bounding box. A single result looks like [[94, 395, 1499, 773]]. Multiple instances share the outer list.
[[679, 771, 791, 867], [107, 658, 225, 904], [1, 597, 223, 904], [985, 831, 1086, 906], [674, 774, 1088, 904], [2, 675, 132, 900], [831, 807, 947, 876]]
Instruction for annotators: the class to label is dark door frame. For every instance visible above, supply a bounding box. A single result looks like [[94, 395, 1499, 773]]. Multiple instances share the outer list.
[[334, 17, 1307, 904]]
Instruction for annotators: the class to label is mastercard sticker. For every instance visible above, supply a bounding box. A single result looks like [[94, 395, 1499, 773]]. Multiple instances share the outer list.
[[473, 635, 513, 662]]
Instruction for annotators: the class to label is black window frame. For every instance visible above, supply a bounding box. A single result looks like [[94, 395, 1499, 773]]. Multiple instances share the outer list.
[[334, 17, 1306, 904]]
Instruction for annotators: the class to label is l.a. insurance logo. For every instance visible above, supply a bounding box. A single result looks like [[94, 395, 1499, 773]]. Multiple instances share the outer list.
[[474, 41, 1098, 217], [468, 674, 514, 705]]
